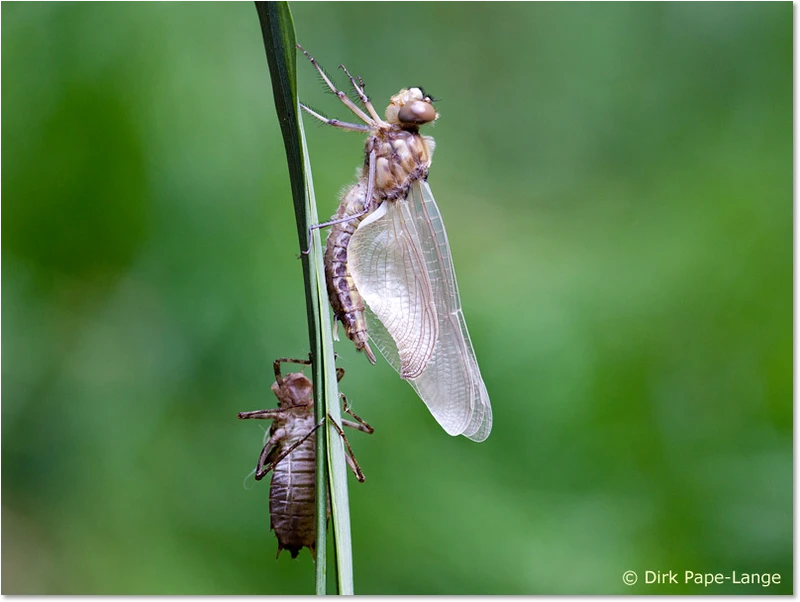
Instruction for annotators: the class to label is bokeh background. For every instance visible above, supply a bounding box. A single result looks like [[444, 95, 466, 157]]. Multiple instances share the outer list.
[[2, 2, 791, 595]]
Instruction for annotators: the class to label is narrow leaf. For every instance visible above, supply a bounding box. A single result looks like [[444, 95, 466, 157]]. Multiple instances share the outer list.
[[254, 1, 355, 595]]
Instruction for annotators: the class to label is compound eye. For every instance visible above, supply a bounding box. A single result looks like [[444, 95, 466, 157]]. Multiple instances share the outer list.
[[397, 100, 437, 125]]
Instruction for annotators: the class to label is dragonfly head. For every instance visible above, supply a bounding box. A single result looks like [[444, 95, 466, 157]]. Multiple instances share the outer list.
[[272, 372, 314, 408], [386, 87, 438, 128]]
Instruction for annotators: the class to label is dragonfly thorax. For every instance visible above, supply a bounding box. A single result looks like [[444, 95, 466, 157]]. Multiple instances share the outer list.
[[271, 372, 314, 409], [368, 129, 435, 202]]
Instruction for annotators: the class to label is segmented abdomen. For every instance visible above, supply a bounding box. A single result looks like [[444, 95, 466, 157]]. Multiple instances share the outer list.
[[324, 180, 376, 363], [269, 426, 317, 558]]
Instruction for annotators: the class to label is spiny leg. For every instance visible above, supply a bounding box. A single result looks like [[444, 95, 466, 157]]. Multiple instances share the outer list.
[[300, 103, 370, 133], [339, 63, 383, 124], [297, 44, 374, 125], [255, 419, 325, 480]]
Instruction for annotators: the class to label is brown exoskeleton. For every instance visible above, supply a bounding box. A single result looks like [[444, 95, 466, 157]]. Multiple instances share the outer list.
[[237, 357, 372, 559]]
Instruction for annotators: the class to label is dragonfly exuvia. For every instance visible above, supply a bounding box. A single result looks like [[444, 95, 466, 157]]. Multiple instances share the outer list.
[[299, 46, 492, 442], [238, 357, 372, 558]]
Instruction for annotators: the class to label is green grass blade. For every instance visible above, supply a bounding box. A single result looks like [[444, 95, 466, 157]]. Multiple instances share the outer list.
[[253, 1, 354, 595], [297, 115, 355, 596]]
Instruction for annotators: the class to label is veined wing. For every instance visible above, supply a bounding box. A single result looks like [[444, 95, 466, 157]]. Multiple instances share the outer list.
[[348, 199, 438, 379], [350, 180, 492, 442]]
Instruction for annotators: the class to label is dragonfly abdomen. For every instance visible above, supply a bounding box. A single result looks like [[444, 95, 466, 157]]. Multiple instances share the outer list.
[[324, 180, 377, 364], [269, 425, 317, 559]]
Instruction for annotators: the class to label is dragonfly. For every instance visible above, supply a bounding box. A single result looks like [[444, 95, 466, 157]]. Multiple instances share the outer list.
[[299, 46, 492, 442], [238, 357, 372, 559]]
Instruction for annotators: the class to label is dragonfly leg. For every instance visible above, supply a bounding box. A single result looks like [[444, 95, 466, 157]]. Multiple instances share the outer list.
[[273, 357, 312, 388], [343, 453, 361, 481], [362, 145, 377, 224], [297, 44, 374, 125], [255, 419, 325, 480], [326, 414, 368, 482], [339, 64, 383, 124], [351, 151, 378, 364], [340, 392, 374, 434], [252, 427, 284, 480], [303, 205, 371, 253], [301, 149, 378, 255], [238, 408, 287, 420], [300, 103, 370, 133]]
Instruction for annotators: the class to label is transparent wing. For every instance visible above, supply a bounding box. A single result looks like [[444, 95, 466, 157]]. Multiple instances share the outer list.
[[350, 181, 492, 442], [348, 200, 438, 379]]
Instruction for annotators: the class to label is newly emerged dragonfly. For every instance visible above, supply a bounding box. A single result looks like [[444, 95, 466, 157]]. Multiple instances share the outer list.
[[238, 357, 372, 559], [299, 46, 492, 442]]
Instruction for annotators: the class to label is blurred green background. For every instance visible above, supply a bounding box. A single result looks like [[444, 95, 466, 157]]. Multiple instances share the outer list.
[[2, 2, 791, 595]]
